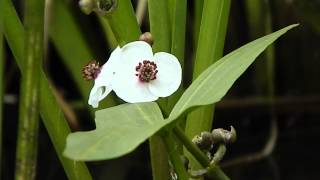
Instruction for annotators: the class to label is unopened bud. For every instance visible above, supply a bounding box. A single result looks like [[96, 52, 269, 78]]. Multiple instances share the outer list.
[[192, 131, 213, 150], [96, 0, 117, 14], [211, 126, 237, 144], [79, 0, 96, 14], [139, 32, 154, 45], [79, 0, 117, 15]]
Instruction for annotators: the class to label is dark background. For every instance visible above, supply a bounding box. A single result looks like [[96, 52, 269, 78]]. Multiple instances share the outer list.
[[2, 0, 320, 179]]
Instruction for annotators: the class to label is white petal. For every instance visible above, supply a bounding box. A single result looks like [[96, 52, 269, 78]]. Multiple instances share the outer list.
[[112, 41, 158, 103], [113, 72, 158, 103], [88, 47, 121, 108], [120, 41, 154, 65], [88, 85, 112, 108], [148, 52, 182, 97]]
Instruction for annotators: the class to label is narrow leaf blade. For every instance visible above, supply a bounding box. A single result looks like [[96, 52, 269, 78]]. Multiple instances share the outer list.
[[169, 24, 298, 121]]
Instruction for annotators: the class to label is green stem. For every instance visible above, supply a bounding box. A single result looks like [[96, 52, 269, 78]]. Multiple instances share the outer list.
[[163, 131, 189, 180], [1, 0, 92, 179], [0, 19, 4, 178], [167, 0, 187, 111], [98, 0, 141, 46], [148, 0, 171, 53], [148, 135, 170, 180], [185, 0, 231, 169], [193, 0, 204, 46], [206, 165, 230, 180], [210, 144, 226, 165], [15, 0, 44, 179], [97, 16, 117, 49], [170, 0, 186, 65]]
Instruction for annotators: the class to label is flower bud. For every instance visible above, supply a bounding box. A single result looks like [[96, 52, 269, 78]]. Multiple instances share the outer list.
[[139, 32, 154, 46], [192, 131, 213, 150], [79, 0, 96, 14], [211, 126, 237, 144], [79, 0, 117, 15], [96, 0, 117, 14]]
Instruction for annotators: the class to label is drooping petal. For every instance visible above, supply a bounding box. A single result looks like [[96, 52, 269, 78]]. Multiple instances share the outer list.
[[112, 41, 157, 103], [88, 85, 111, 108], [88, 47, 121, 108], [148, 52, 182, 97]]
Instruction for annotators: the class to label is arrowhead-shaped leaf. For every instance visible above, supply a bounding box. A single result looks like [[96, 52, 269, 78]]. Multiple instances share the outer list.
[[168, 24, 298, 122], [64, 102, 166, 161]]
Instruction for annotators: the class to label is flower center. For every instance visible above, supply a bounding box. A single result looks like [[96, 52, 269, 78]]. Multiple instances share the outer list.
[[135, 60, 158, 82], [82, 60, 101, 81]]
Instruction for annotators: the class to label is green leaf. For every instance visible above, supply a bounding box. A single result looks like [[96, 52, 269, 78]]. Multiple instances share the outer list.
[[64, 102, 166, 161], [169, 24, 298, 122]]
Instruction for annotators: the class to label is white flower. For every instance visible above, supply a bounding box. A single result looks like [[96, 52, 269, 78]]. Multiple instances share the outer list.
[[88, 47, 121, 108], [112, 41, 182, 103], [88, 41, 182, 107]]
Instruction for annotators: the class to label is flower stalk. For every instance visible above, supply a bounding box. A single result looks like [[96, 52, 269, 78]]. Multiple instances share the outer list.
[[14, 0, 44, 179], [163, 131, 189, 180], [98, 0, 140, 46], [167, 0, 187, 110]]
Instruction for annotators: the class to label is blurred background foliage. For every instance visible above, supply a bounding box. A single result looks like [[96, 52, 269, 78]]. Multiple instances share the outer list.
[[1, 0, 320, 179]]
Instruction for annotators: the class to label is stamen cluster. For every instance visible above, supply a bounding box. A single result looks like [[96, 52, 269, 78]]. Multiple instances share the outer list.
[[82, 60, 101, 81], [135, 60, 158, 82]]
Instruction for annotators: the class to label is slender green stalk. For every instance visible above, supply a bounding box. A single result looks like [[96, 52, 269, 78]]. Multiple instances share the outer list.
[[193, 0, 203, 46], [170, 0, 186, 70], [148, 0, 171, 53], [264, 1, 276, 99], [1, 0, 92, 179], [211, 144, 226, 164], [163, 131, 189, 180], [14, 0, 44, 179], [98, 0, 141, 46], [0, 19, 4, 179], [185, 0, 231, 169], [167, 0, 187, 110], [148, 1, 172, 179], [206, 165, 230, 180], [97, 16, 117, 49], [149, 136, 170, 180]]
